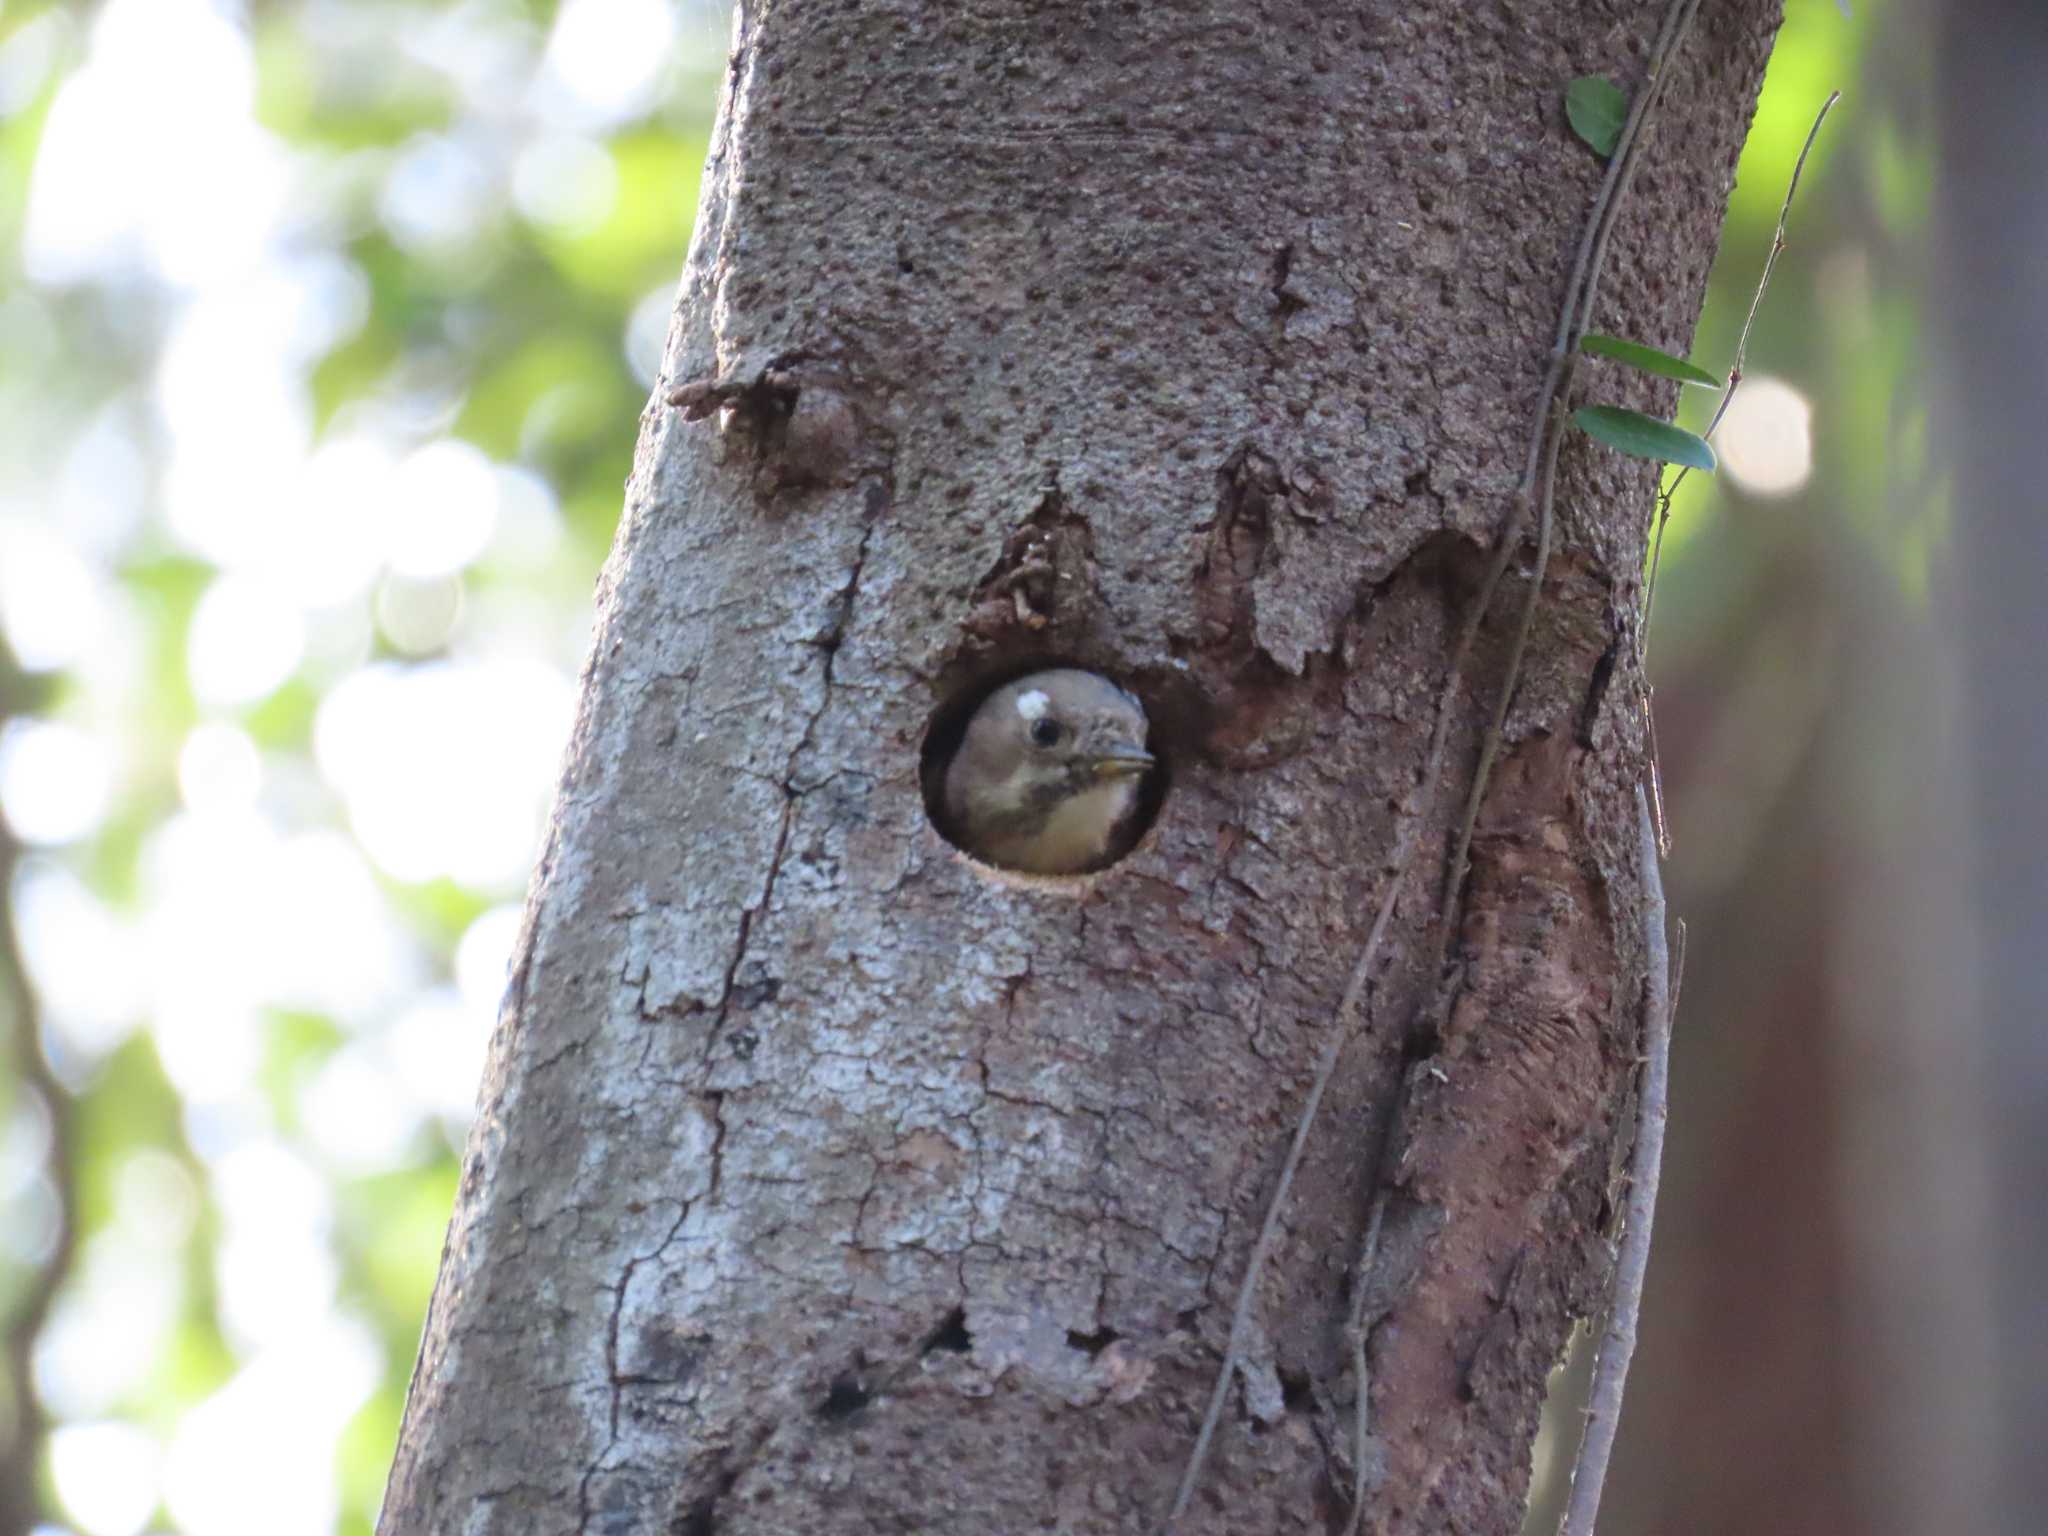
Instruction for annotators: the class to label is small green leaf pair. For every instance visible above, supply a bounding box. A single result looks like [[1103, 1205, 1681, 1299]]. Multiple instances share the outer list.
[[1573, 331, 1720, 471], [1562, 78, 1719, 470], [1560, 76, 1722, 470], [1575, 334, 1719, 471]]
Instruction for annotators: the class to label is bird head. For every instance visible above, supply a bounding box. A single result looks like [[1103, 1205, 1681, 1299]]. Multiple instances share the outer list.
[[942, 669, 1154, 875]]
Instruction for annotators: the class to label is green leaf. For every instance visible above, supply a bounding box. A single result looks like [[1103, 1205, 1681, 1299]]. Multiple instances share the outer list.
[[1579, 333, 1723, 388], [1565, 76, 1628, 158], [1573, 405, 1718, 471]]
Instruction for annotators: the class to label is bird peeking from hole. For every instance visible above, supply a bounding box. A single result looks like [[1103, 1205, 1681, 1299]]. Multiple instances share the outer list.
[[943, 669, 1155, 875]]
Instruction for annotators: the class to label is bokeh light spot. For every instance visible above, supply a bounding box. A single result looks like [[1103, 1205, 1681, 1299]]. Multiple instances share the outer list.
[[386, 439, 501, 579], [387, 989, 493, 1130], [376, 572, 465, 657], [541, 0, 678, 124], [162, 1317, 381, 1536], [380, 132, 498, 255], [513, 132, 619, 233], [457, 904, 525, 1023], [626, 282, 676, 387], [177, 723, 264, 815], [0, 719, 113, 846], [50, 1420, 163, 1536], [188, 577, 307, 708], [314, 659, 574, 888], [1716, 374, 1814, 497], [24, 0, 285, 287], [12, 860, 143, 1059], [33, 1234, 183, 1419], [0, 516, 108, 674]]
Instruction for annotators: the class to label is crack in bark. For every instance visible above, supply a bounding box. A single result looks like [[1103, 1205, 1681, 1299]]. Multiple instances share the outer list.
[[589, 481, 891, 1533], [578, 1201, 692, 1536], [705, 1091, 728, 1201], [698, 490, 884, 1071]]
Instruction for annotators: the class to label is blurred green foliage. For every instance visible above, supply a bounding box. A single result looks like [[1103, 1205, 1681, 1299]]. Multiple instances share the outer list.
[[1, 2, 723, 1531]]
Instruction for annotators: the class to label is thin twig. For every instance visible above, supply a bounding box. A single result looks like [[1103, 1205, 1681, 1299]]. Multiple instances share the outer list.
[[1557, 789, 1673, 1536], [1438, 402, 1566, 918], [1638, 89, 1838, 855], [1642, 89, 1840, 646], [1337, 1085, 1407, 1536], [1574, 0, 1707, 342], [1667, 920, 1687, 1030]]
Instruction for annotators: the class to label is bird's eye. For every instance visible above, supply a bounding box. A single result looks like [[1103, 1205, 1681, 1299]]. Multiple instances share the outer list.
[[1028, 717, 1064, 748]]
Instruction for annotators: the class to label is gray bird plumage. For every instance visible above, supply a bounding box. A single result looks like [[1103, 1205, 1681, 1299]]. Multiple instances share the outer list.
[[942, 669, 1154, 875]]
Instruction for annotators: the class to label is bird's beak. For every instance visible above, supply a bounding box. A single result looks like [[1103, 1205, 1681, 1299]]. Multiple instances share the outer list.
[[1087, 744, 1156, 780]]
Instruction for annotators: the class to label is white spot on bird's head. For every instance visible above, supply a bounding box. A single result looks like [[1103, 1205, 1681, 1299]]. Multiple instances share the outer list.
[[1015, 689, 1050, 721]]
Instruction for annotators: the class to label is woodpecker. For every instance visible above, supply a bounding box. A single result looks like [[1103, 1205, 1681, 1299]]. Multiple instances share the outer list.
[[942, 669, 1155, 875]]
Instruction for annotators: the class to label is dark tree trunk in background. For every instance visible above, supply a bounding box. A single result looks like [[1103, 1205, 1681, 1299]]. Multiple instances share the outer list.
[[1939, 3, 2048, 1533], [1586, 11, 2004, 1535], [380, 4, 1779, 1533]]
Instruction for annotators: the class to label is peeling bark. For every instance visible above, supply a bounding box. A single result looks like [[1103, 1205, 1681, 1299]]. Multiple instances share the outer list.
[[379, 4, 1780, 1534]]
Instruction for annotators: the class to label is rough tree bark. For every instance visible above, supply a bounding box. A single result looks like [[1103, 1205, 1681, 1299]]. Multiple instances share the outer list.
[[380, 4, 1779, 1533]]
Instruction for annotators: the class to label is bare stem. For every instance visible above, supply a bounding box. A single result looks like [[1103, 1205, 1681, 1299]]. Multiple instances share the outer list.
[[1642, 89, 1840, 645], [1439, 402, 1565, 919], [1557, 790, 1675, 1536], [1638, 89, 1838, 858], [1337, 1092, 1406, 1536]]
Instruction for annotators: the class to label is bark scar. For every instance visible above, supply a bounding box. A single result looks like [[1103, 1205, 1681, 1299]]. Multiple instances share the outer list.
[[1359, 731, 1624, 1528], [668, 355, 862, 498], [961, 476, 1101, 647]]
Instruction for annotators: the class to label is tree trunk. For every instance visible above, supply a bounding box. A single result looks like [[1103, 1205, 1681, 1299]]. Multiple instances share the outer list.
[[1938, 3, 2048, 1531], [380, 4, 1780, 1533]]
